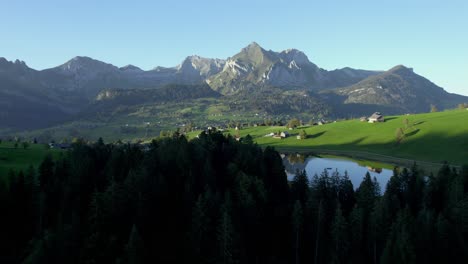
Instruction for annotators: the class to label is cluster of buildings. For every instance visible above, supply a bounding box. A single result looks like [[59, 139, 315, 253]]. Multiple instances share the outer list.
[[48, 142, 72, 149]]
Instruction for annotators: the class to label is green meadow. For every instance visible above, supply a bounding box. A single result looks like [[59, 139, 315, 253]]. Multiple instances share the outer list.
[[3, 109, 467, 178], [189, 109, 468, 166], [0, 142, 63, 179]]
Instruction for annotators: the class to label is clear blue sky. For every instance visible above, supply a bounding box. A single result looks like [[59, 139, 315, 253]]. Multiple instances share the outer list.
[[1, 0, 467, 95]]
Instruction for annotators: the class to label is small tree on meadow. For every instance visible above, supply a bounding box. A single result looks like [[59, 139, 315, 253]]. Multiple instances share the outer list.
[[299, 130, 307, 140], [395, 128, 405, 143], [430, 104, 438, 113], [287, 118, 301, 129], [403, 119, 410, 129]]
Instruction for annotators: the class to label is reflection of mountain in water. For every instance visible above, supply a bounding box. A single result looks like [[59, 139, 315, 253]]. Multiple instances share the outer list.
[[282, 154, 307, 175]]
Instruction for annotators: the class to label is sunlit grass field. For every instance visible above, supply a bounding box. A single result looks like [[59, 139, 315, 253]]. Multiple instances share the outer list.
[[0, 141, 63, 179], [189, 109, 468, 165]]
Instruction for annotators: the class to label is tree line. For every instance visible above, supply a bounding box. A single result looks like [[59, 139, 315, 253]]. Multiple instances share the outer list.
[[0, 131, 467, 263]]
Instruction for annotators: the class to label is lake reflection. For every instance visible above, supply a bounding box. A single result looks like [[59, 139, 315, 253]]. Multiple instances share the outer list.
[[283, 155, 394, 192]]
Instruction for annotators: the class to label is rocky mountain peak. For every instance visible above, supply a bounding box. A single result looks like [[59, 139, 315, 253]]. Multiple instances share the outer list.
[[0, 57, 32, 73], [176, 55, 225, 80], [0, 57, 14, 68], [14, 59, 27, 66], [58, 56, 117, 74], [236, 42, 270, 60], [244, 41, 262, 50]]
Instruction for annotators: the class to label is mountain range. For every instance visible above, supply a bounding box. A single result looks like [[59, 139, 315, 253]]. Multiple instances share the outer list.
[[0, 42, 467, 134]]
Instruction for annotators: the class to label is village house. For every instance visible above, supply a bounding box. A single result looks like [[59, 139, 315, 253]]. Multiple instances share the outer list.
[[368, 112, 384, 123], [271, 131, 290, 139], [49, 142, 72, 149], [317, 119, 327, 125], [280, 131, 289, 138]]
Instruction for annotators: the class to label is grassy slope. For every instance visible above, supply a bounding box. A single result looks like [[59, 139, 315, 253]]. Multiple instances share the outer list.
[[0, 142, 63, 178], [16, 97, 271, 143], [189, 110, 468, 165], [4, 110, 466, 178]]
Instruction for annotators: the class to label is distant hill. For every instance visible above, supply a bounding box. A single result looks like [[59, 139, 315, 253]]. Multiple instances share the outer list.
[[326, 65, 468, 114]]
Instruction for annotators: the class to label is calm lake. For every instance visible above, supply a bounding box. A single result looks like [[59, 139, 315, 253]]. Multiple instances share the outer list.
[[282, 155, 394, 192]]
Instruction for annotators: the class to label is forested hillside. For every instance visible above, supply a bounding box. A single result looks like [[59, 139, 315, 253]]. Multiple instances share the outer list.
[[1, 131, 467, 263]]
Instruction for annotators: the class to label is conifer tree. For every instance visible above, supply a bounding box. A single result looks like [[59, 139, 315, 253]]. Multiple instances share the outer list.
[[338, 171, 355, 217], [331, 205, 349, 264], [292, 200, 303, 264], [217, 202, 235, 264], [38, 154, 54, 190], [125, 224, 144, 264], [291, 169, 309, 205], [191, 194, 208, 259]]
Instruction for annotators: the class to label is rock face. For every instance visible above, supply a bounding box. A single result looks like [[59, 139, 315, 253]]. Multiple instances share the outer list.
[[40, 55, 226, 98], [175, 55, 225, 83], [207, 43, 320, 94], [207, 42, 379, 94], [264, 48, 323, 88]]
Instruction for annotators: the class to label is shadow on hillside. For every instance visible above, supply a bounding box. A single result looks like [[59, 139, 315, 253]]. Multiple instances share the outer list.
[[309, 131, 326, 139], [405, 129, 420, 137], [349, 137, 368, 145], [413, 121, 425, 126], [385, 117, 398, 121]]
